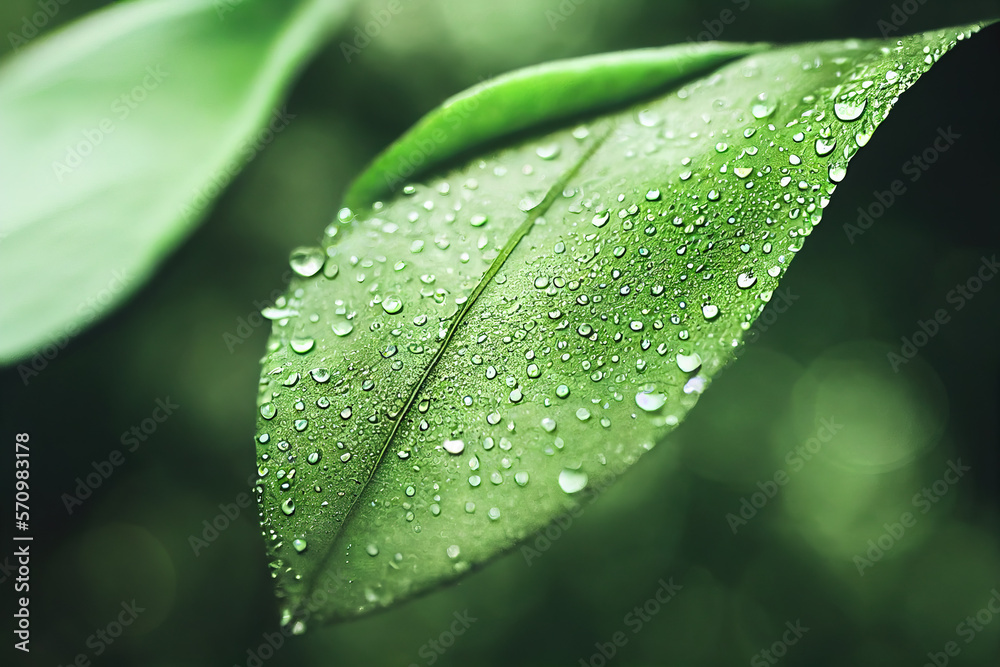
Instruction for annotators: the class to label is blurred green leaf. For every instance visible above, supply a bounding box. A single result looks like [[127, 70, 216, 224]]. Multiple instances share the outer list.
[[253, 23, 986, 627], [0, 0, 357, 363]]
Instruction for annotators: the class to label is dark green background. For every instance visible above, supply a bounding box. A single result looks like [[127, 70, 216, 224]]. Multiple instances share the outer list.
[[2, 1, 999, 665]]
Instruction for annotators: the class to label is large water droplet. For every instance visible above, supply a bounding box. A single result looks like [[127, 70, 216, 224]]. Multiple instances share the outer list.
[[331, 321, 354, 337], [289, 247, 325, 277], [751, 93, 777, 119], [676, 352, 702, 373], [381, 296, 403, 314], [814, 136, 837, 157], [290, 337, 315, 354], [443, 439, 465, 455], [558, 468, 589, 494], [536, 143, 561, 160], [828, 163, 847, 183], [834, 97, 867, 122], [635, 391, 666, 412]]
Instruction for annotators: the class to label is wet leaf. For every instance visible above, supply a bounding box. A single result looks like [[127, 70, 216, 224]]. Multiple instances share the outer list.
[[253, 23, 988, 628], [0, 0, 357, 363]]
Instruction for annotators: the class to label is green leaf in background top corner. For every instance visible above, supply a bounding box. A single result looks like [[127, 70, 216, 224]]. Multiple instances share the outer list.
[[0, 0, 359, 365], [253, 23, 989, 628]]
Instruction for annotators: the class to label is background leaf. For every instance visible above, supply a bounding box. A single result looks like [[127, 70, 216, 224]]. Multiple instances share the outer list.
[[254, 23, 987, 627], [0, 0, 356, 363]]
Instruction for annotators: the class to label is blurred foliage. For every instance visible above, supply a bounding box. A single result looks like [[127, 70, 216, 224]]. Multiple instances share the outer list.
[[1, 1, 999, 666]]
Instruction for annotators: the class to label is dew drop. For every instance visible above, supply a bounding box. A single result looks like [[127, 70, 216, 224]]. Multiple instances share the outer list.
[[331, 321, 354, 337], [381, 296, 403, 314], [292, 538, 307, 553], [280, 498, 295, 515], [814, 136, 837, 157], [289, 247, 325, 277], [828, 164, 847, 183], [536, 143, 561, 160], [636, 391, 666, 412], [834, 97, 867, 122], [676, 352, 702, 373], [443, 439, 465, 455], [751, 93, 777, 119], [558, 468, 588, 494]]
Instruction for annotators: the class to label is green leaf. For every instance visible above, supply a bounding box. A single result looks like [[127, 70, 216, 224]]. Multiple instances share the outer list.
[[342, 41, 767, 210], [0, 0, 356, 364], [254, 23, 987, 629]]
